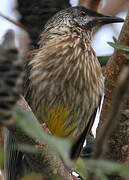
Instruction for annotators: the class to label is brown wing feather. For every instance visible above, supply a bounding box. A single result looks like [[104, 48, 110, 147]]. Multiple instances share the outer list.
[[23, 49, 39, 103], [70, 97, 102, 160]]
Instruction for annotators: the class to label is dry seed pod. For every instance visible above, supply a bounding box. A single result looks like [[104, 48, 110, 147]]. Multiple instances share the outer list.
[[0, 30, 24, 126]]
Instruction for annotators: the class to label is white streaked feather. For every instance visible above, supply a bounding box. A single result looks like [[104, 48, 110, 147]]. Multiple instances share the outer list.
[[29, 32, 104, 139]]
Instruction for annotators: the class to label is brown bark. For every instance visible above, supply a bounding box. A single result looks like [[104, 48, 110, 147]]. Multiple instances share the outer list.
[[99, 0, 128, 15], [0, 129, 4, 148], [78, 0, 128, 15], [97, 9, 129, 180]]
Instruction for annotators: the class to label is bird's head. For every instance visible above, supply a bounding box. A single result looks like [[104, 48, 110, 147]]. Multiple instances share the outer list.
[[71, 7, 123, 29], [40, 6, 124, 44]]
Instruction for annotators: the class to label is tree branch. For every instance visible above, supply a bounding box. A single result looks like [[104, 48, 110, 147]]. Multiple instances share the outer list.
[[94, 9, 129, 180], [94, 67, 129, 159]]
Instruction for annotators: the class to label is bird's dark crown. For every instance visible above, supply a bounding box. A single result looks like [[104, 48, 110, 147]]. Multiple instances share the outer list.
[[40, 6, 124, 45], [44, 6, 124, 31]]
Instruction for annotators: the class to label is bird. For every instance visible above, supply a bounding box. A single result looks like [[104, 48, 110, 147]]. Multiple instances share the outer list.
[[6, 6, 124, 179], [25, 6, 124, 156], [25, 6, 123, 158]]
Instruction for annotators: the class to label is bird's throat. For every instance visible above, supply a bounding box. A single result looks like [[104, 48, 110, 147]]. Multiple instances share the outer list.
[[30, 34, 104, 106]]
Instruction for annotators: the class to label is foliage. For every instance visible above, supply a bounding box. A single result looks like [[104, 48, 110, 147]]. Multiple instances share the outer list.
[[15, 107, 72, 168], [108, 42, 129, 52], [98, 56, 110, 66], [76, 159, 129, 180]]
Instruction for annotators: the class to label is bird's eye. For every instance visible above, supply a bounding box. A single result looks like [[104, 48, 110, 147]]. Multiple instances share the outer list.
[[80, 11, 86, 16]]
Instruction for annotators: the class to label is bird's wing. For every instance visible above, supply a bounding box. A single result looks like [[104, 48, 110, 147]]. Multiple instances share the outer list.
[[70, 96, 102, 160], [23, 50, 35, 100]]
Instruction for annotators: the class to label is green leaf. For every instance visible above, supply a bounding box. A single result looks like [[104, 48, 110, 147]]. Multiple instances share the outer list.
[[17, 144, 39, 154], [76, 159, 129, 179], [0, 148, 4, 165], [20, 173, 42, 180], [108, 42, 129, 52], [124, 54, 129, 59], [125, 30, 129, 35], [15, 107, 72, 167], [75, 159, 88, 179], [112, 36, 117, 43], [98, 56, 110, 66]]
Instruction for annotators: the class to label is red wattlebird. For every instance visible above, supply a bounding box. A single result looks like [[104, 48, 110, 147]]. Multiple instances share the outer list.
[[6, 6, 124, 180]]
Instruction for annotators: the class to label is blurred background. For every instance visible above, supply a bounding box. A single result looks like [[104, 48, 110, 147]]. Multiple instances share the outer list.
[[0, 0, 127, 56]]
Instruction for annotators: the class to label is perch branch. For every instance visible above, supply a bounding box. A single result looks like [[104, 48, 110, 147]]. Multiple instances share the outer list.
[[97, 9, 129, 159], [91, 9, 129, 180], [94, 67, 129, 159]]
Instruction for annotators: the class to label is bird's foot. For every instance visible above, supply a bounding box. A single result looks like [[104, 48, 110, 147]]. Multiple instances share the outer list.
[[41, 123, 51, 134]]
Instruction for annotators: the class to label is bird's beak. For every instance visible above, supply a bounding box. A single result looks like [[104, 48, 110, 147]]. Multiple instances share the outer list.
[[84, 14, 124, 30], [95, 15, 124, 25]]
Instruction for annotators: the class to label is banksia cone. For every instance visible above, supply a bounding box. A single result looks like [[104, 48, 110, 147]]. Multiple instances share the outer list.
[[0, 30, 24, 126]]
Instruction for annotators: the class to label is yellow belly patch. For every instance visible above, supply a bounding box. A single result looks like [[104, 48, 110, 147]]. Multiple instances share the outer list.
[[45, 106, 70, 137]]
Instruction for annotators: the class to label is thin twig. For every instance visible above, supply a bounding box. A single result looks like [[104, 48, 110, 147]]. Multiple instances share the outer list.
[[0, 12, 27, 30]]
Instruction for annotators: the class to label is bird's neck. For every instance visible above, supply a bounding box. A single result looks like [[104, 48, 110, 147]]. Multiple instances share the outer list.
[[40, 26, 92, 46]]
